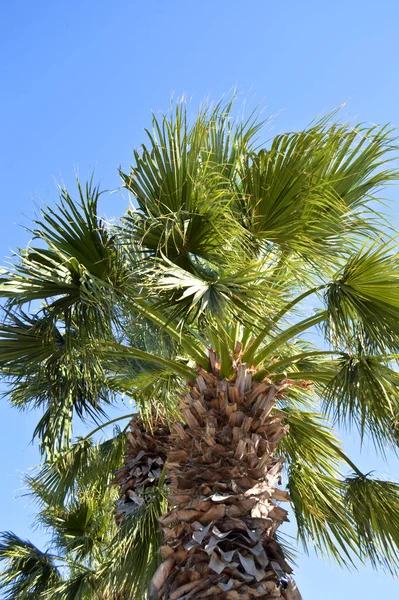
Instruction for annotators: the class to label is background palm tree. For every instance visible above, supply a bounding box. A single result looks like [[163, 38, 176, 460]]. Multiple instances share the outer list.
[[2, 99, 399, 598], [0, 430, 167, 599]]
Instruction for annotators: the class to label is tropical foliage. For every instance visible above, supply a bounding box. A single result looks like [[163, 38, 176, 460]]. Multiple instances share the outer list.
[[2, 99, 399, 597], [0, 433, 167, 599]]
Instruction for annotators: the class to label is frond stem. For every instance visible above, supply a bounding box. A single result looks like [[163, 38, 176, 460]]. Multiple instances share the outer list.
[[243, 285, 326, 364], [83, 413, 137, 441], [264, 350, 339, 374], [253, 311, 327, 366]]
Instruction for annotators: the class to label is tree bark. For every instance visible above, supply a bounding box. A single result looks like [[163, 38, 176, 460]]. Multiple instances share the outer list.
[[117, 365, 304, 600], [114, 417, 170, 523]]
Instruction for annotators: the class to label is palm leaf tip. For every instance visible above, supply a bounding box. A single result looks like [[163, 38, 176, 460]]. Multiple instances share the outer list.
[[0, 532, 61, 600], [239, 117, 398, 264], [282, 409, 361, 566], [324, 241, 399, 353], [322, 350, 399, 450], [101, 483, 167, 598], [345, 473, 399, 574]]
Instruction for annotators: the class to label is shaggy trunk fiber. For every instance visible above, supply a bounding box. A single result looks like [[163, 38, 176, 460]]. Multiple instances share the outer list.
[[117, 364, 304, 600], [114, 418, 170, 523]]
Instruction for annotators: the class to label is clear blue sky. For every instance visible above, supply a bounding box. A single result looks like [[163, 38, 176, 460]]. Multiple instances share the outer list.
[[1, 1, 399, 597]]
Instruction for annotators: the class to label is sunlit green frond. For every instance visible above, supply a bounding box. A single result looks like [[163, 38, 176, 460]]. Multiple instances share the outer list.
[[282, 409, 360, 565], [121, 99, 259, 211], [0, 180, 127, 339], [249, 310, 327, 367], [122, 204, 249, 271], [41, 492, 116, 563], [0, 532, 61, 600], [239, 118, 397, 266], [108, 359, 176, 395], [281, 408, 345, 469], [107, 359, 182, 421], [0, 310, 61, 368], [345, 474, 399, 574], [32, 179, 125, 283], [102, 483, 167, 599], [47, 568, 98, 600], [105, 342, 196, 381], [124, 297, 209, 368], [0, 247, 83, 329], [142, 255, 283, 326], [0, 293, 117, 456], [287, 462, 358, 567], [0, 183, 129, 454], [121, 103, 207, 214], [200, 97, 263, 179], [120, 101, 256, 268], [26, 439, 93, 508], [4, 338, 112, 457], [323, 351, 399, 449], [324, 242, 399, 352], [28, 427, 127, 506], [77, 427, 128, 493]]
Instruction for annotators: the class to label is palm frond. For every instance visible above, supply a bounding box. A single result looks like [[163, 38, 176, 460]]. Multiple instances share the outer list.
[[107, 359, 182, 422], [2, 332, 113, 456], [143, 255, 283, 326], [32, 179, 124, 283], [47, 568, 98, 600], [27, 428, 126, 506], [0, 532, 61, 600], [323, 350, 399, 450], [120, 100, 255, 269], [345, 473, 399, 574], [0, 310, 61, 368], [324, 241, 399, 352], [239, 118, 397, 266], [105, 342, 196, 381], [124, 297, 209, 368], [102, 482, 167, 599], [282, 409, 360, 566], [281, 408, 345, 470], [287, 464, 358, 567], [0, 179, 127, 338], [248, 310, 327, 367], [41, 492, 116, 564]]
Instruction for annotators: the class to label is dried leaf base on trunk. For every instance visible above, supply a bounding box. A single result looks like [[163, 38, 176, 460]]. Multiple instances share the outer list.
[[114, 418, 170, 523], [150, 366, 303, 600]]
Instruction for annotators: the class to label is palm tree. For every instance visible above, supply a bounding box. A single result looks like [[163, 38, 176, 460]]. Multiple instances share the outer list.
[[0, 431, 167, 599], [2, 99, 399, 598], [0, 436, 121, 599]]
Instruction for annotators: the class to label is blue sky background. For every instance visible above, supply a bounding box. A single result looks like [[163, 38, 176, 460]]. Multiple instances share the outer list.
[[1, 1, 399, 597]]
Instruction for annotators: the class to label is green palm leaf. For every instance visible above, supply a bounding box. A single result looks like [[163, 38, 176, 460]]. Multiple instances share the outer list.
[[101, 482, 167, 599], [0, 533, 61, 600], [120, 101, 253, 269], [47, 569, 98, 600], [0, 180, 127, 338], [239, 118, 397, 265], [0, 313, 112, 456], [281, 408, 360, 566], [345, 474, 399, 574], [324, 241, 399, 352], [27, 428, 127, 507], [323, 351, 399, 449]]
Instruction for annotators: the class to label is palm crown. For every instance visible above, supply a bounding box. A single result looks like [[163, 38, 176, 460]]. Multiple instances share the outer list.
[[2, 99, 399, 598]]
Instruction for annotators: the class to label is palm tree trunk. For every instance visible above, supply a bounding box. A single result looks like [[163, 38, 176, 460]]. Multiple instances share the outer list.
[[114, 417, 170, 523], [118, 365, 304, 600]]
